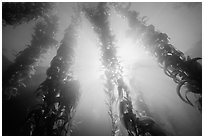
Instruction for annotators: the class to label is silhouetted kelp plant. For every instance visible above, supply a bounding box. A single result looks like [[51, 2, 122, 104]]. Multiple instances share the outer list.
[[3, 4, 59, 99]]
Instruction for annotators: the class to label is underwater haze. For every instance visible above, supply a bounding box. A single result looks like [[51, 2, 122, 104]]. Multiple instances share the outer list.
[[2, 2, 202, 136]]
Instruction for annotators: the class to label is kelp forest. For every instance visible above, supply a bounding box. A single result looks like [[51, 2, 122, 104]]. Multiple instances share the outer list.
[[2, 2, 202, 136]]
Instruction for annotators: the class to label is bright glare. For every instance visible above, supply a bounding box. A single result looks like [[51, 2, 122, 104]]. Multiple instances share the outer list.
[[117, 37, 149, 75], [72, 15, 103, 85], [109, 9, 152, 77], [71, 15, 109, 131]]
